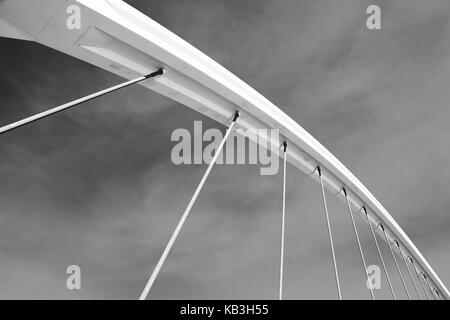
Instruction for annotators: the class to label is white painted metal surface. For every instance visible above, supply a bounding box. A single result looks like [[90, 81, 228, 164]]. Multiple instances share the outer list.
[[1, 0, 448, 298]]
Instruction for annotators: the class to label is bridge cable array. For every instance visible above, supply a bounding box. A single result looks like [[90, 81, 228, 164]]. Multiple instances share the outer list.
[[397, 242, 422, 299], [0, 65, 445, 299], [410, 258, 430, 300], [423, 273, 438, 300], [364, 219, 396, 300], [381, 225, 411, 299]]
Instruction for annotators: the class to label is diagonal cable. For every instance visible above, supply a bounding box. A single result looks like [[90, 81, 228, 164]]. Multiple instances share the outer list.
[[397, 244, 422, 300], [317, 166, 342, 300], [279, 141, 287, 300], [0, 69, 164, 135], [381, 225, 411, 300], [343, 189, 374, 300], [364, 218, 396, 300], [409, 257, 430, 300], [139, 111, 239, 300]]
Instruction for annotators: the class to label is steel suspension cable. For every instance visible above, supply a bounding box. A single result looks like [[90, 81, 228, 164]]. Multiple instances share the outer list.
[[139, 111, 239, 300], [317, 166, 342, 300], [279, 141, 287, 300], [343, 190, 374, 300], [397, 242, 422, 300], [380, 224, 411, 300], [412, 262, 431, 300], [0, 69, 164, 135], [364, 212, 396, 300], [429, 281, 442, 301], [422, 274, 438, 300], [416, 271, 431, 300]]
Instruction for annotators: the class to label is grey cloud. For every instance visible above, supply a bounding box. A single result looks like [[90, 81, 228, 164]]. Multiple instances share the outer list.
[[0, 0, 449, 298]]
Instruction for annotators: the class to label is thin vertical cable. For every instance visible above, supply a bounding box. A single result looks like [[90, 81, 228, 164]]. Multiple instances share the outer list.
[[381, 225, 411, 300], [343, 189, 374, 300], [317, 166, 342, 300], [410, 258, 430, 300], [397, 243, 422, 300], [139, 111, 239, 300], [279, 141, 287, 300], [364, 213, 396, 300]]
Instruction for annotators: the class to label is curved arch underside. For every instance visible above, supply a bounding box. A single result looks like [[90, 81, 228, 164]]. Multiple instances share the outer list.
[[1, 0, 448, 298]]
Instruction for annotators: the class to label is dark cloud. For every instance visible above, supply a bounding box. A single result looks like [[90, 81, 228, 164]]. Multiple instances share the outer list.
[[0, 0, 449, 298]]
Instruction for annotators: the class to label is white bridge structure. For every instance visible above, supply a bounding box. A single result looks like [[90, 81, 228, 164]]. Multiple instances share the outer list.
[[1, 0, 448, 300]]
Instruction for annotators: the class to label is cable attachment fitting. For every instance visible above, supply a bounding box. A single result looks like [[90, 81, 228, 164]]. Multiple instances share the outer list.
[[342, 187, 347, 197], [232, 111, 240, 122], [145, 68, 164, 79], [317, 166, 322, 177], [362, 205, 368, 215], [283, 141, 287, 153]]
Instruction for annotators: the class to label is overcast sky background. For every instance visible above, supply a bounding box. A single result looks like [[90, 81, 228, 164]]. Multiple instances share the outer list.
[[0, 0, 449, 299]]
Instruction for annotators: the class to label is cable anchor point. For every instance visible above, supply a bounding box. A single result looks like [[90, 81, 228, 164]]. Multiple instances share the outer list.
[[145, 68, 164, 79], [362, 205, 368, 215], [317, 166, 322, 177], [232, 111, 240, 122]]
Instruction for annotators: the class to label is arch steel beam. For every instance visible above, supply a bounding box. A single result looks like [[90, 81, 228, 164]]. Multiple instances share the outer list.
[[1, 0, 448, 298]]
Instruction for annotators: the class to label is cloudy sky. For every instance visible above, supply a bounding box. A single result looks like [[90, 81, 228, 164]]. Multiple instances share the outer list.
[[0, 0, 449, 299]]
